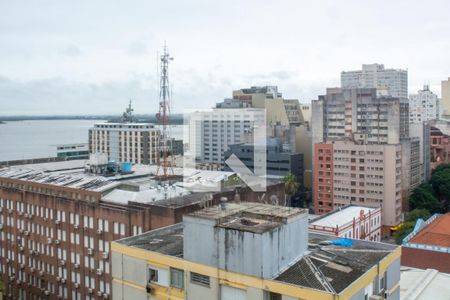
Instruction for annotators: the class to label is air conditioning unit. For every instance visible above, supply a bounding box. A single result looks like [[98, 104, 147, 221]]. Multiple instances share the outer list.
[[84, 226, 89, 231], [43, 217, 48, 222], [19, 263, 25, 269], [74, 283, 80, 289], [47, 238, 52, 244], [55, 239, 60, 245], [28, 214, 33, 220], [74, 263, 80, 269], [0, 224, 3, 230], [9, 275, 15, 281], [74, 224, 79, 230], [97, 229, 103, 234], [61, 278, 66, 284], [33, 250, 39, 256], [30, 267, 35, 273], [60, 260, 66, 266], [56, 276, 61, 282], [103, 293, 109, 299], [88, 288, 93, 294], [19, 246, 24, 252], [44, 290, 50, 296], [369, 296, 383, 300], [16, 279, 21, 285], [87, 248, 94, 255], [39, 270, 45, 276], [24, 231, 29, 236], [6, 258, 10, 264], [96, 269, 103, 275], [55, 220, 60, 225], [102, 252, 109, 259], [19, 229, 24, 234], [18, 211, 23, 216], [97, 291, 103, 297], [23, 213, 28, 218], [8, 209, 13, 214]]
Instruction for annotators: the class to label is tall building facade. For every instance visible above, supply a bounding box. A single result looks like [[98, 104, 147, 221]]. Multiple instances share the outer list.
[[312, 88, 417, 230], [409, 85, 439, 123], [341, 63, 408, 98], [88, 123, 160, 164], [188, 109, 264, 165], [442, 77, 450, 117]]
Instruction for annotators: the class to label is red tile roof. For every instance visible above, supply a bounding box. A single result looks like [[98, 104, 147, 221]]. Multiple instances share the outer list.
[[410, 213, 450, 248]]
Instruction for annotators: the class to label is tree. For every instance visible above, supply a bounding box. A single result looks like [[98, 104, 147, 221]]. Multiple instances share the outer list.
[[282, 172, 299, 207], [409, 183, 440, 213], [393, 209, 431, 244], [430, 164, 450, 212], [405, 208, 431, 223]]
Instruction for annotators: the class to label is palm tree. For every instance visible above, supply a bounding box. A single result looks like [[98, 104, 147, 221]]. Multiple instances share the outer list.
[[282, 172, 299, 207]]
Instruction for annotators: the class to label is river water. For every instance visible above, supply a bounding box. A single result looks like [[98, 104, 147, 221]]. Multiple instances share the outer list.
[[0, 120, 184, 161]]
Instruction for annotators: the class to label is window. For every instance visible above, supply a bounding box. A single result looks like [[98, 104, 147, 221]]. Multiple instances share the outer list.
[[190, 272, 210, 287], [149, 268, 158, 282], [170, 268, 184, 289], [267, 292, 282, 300]]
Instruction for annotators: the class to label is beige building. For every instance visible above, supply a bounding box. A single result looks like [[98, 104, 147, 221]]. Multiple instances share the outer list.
[[233, 86, 313, 187], [89, 123, 160, 164], [315, 140, 402, 228], [442, 77, 450, 117]]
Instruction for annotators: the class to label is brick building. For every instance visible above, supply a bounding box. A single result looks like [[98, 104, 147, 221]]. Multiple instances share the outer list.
[[401, 213, 450, 273], [0, 160, 284, 299]]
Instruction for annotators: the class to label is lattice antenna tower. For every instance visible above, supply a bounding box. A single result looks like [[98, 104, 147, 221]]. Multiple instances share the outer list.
[[156, 43, 174, 179]]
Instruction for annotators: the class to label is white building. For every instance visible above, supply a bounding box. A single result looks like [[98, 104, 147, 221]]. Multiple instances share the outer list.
[[89, 123, 160, 164], [409, 85, 440, 123], [309, 205, 382, 241], [187, 108, 265, 164], [341, 63, 408, 98]]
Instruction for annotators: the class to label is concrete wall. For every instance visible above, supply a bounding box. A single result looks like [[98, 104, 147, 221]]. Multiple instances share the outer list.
[[186, 276, 219, 300], [183, 213, 308, 279]]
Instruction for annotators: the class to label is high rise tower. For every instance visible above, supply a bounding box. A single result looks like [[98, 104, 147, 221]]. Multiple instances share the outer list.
[[156, 44, 174, 178]]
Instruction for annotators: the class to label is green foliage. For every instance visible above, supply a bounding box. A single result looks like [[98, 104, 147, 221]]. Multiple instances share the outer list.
[[409, 183, 440, 213], [282, 172, 299, 196], [393, 221, 415, 245], [405, 209, 431, 223]]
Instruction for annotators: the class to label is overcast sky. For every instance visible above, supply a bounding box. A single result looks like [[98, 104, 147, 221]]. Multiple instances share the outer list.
[[1, 0, 449, 115]]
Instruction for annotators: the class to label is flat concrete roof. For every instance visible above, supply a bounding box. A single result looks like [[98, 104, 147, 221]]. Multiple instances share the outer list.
[[115, 222, 397, 294], [400, 267, 450, 300], [310, 205, 378, 228]]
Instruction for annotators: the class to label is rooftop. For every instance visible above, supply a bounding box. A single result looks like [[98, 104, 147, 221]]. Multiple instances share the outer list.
[[310, 205, 379, 229], [400, 267, 450, 300], [409, 213, 450, 248], [0, 160, 238, 206], [116, 209, 396, 294]]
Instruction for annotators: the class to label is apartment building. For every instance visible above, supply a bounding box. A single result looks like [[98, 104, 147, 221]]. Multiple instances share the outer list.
[[233, 86, 313, 187], [309, 205, 382, 241], [312, 88, 409, 145], [187, 108, 265, 164], [314, 141, 402, 228], [409, 85, 440, 123], [112, 203, 401, 300], [441, 77, 450, 117], [341, 63, 408, 98], [430, 126, 450, 170], [88, 123, 160, 164], [0, 160, 284, 299]]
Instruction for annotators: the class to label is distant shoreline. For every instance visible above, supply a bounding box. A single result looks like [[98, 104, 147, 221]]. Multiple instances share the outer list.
[[0, 114, 184, 125]]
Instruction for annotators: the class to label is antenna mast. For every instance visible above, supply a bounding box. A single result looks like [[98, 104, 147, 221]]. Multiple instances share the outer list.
[[156, 43, 174, 179]]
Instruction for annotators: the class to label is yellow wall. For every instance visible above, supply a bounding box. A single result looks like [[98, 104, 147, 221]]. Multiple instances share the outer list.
[[112, 242, 401, 300]]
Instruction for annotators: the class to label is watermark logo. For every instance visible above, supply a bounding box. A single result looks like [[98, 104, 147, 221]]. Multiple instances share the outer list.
[[183, 108, 266, 192]]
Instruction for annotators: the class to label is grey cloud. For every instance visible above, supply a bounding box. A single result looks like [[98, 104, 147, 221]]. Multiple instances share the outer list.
[[126, 42, 149, 56]]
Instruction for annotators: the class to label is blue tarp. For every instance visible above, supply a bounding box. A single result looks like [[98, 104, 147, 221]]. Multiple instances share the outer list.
[[328, 238, 353, 247]]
